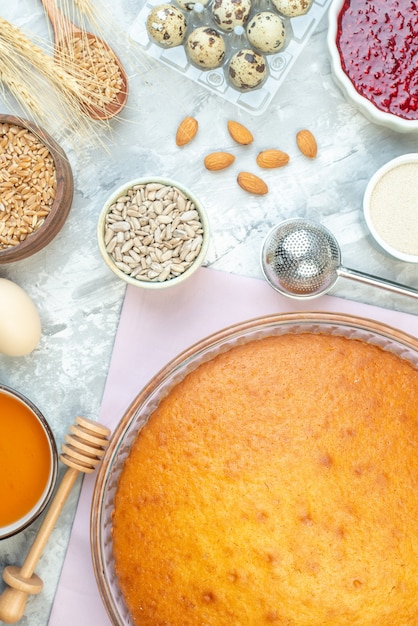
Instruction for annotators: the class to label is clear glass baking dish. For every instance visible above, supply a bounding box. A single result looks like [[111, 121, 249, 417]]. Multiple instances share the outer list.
[[90, 311, 418, 624]]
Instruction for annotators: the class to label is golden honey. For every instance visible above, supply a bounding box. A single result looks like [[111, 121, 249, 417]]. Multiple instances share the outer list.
[[0, 390, 52, 528]]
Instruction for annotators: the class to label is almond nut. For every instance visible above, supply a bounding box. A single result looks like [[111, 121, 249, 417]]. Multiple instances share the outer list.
[[256, 149, 290, 169], [204, 152, 235, 171], [237, 172, 268, 195], [296, 129, 317, 158], [176, 116, 198, 146], [227, 120, 254, 145]]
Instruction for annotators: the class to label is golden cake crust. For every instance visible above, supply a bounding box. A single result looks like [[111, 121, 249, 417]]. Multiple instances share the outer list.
[[112, 333, 418, 625]]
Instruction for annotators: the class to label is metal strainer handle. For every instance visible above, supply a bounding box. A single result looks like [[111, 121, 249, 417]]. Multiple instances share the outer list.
[[337, 266, 418, 299]]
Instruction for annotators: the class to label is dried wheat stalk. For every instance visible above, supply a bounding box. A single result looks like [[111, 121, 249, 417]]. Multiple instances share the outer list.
[[56, 0, 152, 75], [0, 18, 112, 145], [0, 19, 107, 109], [56, 33, 125, 111]]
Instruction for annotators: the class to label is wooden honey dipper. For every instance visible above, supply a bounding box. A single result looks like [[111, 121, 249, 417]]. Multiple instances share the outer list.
[[0, 416, 111, 624]]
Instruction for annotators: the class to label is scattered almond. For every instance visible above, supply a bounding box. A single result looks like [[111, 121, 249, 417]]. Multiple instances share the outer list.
[[227, 120, 254, 145], [237, 172, 268, 195], [256, 149, 290, 169], [204, 151, 235, 171], [176, 116, 198, 146], [296, 129, 317, 158]]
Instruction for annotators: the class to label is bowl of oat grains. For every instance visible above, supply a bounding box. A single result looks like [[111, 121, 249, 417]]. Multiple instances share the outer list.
[[0, 115, 74, 263], [97, 178, 209, 288]]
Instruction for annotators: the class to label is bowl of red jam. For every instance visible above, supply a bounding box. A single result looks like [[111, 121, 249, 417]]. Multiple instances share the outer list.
[[327, 0, 418, 133]]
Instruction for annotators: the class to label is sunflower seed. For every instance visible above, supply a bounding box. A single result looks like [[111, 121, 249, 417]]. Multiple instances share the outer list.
[[103, 182, 205, 283]]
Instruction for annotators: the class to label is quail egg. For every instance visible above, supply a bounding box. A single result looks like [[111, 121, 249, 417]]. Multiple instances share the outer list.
[[175, 0, 209, 10], [246, 11, 286, 54], [146, 4, 187, 47], [186, 27, 226, 68], [211, 0, 252, 32], [271, 0, 313, 17], [228, 48, 267, 89]]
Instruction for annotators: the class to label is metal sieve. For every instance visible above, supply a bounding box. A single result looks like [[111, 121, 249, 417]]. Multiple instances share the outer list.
[[260, 218, 418, 300]]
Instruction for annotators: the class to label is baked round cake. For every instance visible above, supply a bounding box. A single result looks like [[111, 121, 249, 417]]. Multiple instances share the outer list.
[[112, 332, 418, 625]]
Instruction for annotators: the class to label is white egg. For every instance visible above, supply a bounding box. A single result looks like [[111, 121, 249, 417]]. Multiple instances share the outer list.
[[0, 278, 41, 356], [246, 11, 286, 53], [228, 48, 267, 89], [146, 4, 187, 47], [211, 0, 252, 32], [271, 0, 313, 18], [186, 27, 226, 68]]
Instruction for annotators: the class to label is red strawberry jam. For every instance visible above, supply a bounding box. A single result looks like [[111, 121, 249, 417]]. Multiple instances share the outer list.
[[337, 0, 418, 120]]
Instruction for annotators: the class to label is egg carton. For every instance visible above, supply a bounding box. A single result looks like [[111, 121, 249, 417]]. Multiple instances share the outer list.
[[129, 0, 332, 116]]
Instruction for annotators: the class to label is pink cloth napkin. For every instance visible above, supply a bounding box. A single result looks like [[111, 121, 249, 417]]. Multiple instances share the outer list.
[[49, 267, 417, 625]]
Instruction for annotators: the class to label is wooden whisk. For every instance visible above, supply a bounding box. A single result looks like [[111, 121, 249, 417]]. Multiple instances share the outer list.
[[0, 416, 111, 624]]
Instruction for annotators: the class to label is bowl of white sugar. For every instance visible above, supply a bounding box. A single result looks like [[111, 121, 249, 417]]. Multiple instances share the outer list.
[[363, 154, 418, 263], [97, 177, 209, 288]]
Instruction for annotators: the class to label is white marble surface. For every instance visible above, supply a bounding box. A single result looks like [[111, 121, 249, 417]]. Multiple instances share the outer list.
[[0, 0, 417, 624]]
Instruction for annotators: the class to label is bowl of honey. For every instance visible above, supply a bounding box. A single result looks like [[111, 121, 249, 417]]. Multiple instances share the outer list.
[[0, 385, 58, 540]]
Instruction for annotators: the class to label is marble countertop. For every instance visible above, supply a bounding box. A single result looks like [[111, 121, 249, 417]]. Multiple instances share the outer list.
[[0, 0, 417, 624]]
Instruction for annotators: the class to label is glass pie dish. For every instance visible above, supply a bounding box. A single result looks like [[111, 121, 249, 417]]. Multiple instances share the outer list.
[[90, 311, 418, 624]]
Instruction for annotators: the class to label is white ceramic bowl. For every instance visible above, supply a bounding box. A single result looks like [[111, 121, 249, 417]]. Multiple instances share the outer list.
[[0, 385, 58, 539], [97, 177, 209, 289], [363, 153, 418, 263], [327, 0, 418, 134]]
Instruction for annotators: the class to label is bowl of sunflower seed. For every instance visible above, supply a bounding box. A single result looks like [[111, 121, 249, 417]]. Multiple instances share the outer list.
[[97, 177, 210, 289]]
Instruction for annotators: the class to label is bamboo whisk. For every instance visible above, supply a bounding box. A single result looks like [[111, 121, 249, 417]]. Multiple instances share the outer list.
[[0, 416, 111, 624]]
